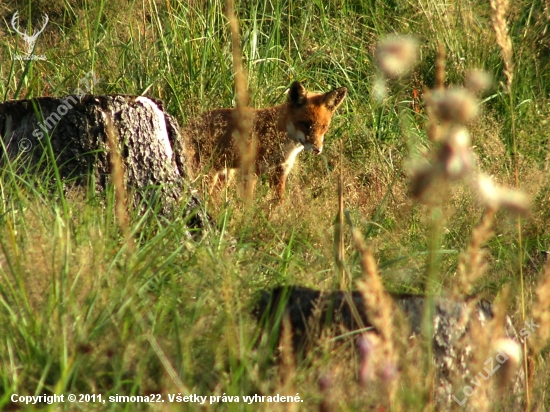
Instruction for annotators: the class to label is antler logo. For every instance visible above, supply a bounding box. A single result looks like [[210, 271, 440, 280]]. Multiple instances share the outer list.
[[11, 11, 49, 58]]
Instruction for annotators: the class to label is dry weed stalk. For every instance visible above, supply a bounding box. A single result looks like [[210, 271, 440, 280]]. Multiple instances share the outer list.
[[352, 229, 398, 404], [424, 43, 447, 143], [412, 66, 529, 214], [334, 146, 347, 288], [435, 41, 446, 91], [225, 0, 256, 204], [412, 68, 479, 200], [489, 0, 514, 91], [454, 208, 495, 297], [277, 315, 298, 412], [103, 111, 135, 255], [373, 35, 418, 104]]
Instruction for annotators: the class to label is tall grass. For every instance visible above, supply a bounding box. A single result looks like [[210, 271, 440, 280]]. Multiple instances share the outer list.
[[1, 0, 550, 410]]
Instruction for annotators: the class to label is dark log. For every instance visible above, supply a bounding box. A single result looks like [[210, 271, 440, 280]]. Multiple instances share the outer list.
[[254, 286, 523, 409], [0, 95, 210, 231]]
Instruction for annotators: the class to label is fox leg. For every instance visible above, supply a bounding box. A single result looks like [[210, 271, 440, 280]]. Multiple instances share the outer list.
[[236, 168, 257, 200], [208, 168, 236, 196], [269, 165, 287, 201]]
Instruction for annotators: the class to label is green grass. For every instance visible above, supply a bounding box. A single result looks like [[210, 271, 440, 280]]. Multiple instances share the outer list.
[[1, 0, 550, 410]]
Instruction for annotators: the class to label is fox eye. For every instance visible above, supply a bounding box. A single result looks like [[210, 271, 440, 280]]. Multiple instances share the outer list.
[[301, 122, 312, 131]]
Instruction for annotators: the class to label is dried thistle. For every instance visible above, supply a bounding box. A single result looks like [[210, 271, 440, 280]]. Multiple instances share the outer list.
[[409, 127, 474, 199], [375, 35, 419, 79], [465, 70, 493, 94], [424, 88, 479, 124], [489, 0, 514, 91], [438, 126, 474, 180]]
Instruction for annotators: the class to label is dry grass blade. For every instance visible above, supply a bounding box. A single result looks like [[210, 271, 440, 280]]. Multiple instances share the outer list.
[[334, 144, 347, 289], [352, 229, 394, 342], [225, 0, 256, 204]]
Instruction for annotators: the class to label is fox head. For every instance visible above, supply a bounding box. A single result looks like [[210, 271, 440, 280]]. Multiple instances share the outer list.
[[285, 81, 347, 154]]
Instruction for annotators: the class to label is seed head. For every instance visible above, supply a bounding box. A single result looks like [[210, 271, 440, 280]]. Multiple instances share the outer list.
[[465, 70, 493, 94], [375, 35, 419, 79], [439, 127, 474, 179], [425, 88, 479, 124], [445, 126, 471, 148]]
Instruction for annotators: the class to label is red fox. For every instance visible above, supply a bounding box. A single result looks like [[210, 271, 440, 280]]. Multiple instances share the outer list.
[[183, 81, 347, 199]]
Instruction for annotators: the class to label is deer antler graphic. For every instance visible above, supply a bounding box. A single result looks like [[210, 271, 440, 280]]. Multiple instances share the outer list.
[[11, 11, 49, 55]]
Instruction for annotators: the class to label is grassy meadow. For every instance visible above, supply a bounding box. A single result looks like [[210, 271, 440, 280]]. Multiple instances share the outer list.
[[1, 0, 550, 410]]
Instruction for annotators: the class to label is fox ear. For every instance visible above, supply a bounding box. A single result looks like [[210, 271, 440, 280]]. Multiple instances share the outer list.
[[288, 81, 307, 107], [324, 87, 347, 111]]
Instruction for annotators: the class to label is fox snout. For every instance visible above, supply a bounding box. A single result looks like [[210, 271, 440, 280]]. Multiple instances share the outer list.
[[286, 121, 325, 153], [301, 141, 323, 154], [311, 142, 323, 154], [305, 132, 324, 154]]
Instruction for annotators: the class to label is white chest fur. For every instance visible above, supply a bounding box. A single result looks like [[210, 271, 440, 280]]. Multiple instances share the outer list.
[[283, 143, 305, 175]]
